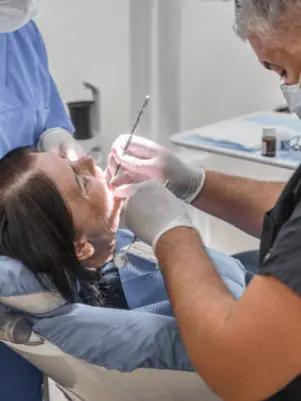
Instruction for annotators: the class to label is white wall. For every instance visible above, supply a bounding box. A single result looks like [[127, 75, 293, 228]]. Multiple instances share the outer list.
[[181, 1, 284, 130], [129, 0, 182, 145], [36, 0, 130, 154], [36, 1, 285, 148]]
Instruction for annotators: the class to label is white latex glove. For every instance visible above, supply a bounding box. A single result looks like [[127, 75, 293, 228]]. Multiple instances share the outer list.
[[114, 181, 196, 249], [106, 134, 205, 204], [38, 128, 86, 161]]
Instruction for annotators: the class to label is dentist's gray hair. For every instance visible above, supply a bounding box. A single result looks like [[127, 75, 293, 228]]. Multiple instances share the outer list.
[[235, 0, 301, 40]]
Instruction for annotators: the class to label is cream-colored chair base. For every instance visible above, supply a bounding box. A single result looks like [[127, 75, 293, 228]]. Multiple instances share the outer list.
[[4, 336, 222, 401]]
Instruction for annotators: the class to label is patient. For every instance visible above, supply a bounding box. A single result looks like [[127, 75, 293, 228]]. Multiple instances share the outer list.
[[0, 147, 248, 314]]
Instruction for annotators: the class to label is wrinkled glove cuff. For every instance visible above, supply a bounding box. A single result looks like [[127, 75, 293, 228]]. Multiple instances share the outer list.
[[183, 168, 206, 204], [152, 215, 197, 250], [37, 128, 73, 152]]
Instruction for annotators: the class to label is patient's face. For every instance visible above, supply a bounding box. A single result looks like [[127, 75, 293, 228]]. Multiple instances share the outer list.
[[33, 153, 120, 242]]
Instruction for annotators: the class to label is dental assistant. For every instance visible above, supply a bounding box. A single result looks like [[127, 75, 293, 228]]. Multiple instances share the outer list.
[[108, 1, 301, 400], [0, 1, 86, 401]]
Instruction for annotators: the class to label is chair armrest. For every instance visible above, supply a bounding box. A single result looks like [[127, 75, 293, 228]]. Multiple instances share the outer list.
[[0, 313, 33, 344], [233, 250, 260, 274]]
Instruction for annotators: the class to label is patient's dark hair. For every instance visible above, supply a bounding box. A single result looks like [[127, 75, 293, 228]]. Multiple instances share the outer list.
[[0, 147, 98, 303]]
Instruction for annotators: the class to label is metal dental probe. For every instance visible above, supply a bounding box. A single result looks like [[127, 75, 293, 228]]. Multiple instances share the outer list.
[[113, 95, 150, 179], [113, 95, 151, 269]]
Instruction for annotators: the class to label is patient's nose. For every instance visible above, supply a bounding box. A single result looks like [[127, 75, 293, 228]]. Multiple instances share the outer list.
[[74, 156, 96, 176]]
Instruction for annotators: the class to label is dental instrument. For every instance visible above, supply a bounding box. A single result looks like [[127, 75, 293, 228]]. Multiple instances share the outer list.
[[113, 95, 151, 270], [113, 95, 150, 179]]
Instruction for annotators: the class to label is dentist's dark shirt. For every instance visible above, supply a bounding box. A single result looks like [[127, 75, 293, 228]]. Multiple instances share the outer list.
[[259, 163, 301, 401]]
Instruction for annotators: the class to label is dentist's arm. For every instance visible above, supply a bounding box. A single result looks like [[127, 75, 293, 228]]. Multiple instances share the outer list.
[[156, 227, 301, 401], [108, 135, 285, 238], [117, 181, 301, 401], [192, 171, 284, 238]]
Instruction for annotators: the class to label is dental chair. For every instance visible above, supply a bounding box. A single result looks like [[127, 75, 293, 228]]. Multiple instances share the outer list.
[[234, 250, 259, 274], [0, 234, 247, 401], [0, 312, 221, 401]]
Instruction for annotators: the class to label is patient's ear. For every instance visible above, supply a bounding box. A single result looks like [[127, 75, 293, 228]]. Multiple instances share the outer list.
[[74, 238, 95, 261]]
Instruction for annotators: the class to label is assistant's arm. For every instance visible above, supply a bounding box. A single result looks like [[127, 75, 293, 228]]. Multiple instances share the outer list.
[[31, 21, 85, 159], [38, 75, 86, 159], [192, 171, 285, 238]]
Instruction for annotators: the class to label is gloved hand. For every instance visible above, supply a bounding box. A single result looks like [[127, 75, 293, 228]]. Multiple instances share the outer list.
[[114, 181, 196, 249], [106, 134, 205, 204], [38, 128, 86, 161]]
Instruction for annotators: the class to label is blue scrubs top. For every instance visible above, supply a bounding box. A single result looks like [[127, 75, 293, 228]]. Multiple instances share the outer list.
[[0, 20, 74, 401], [0, 20, 73, 157]]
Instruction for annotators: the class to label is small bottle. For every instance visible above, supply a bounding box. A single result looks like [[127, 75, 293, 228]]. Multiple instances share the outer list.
[[262, 128, 276, 157]]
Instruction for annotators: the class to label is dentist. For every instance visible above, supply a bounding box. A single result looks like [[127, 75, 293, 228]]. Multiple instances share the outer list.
[[0, 1, 86, 401], [108, 1, 301, 400]]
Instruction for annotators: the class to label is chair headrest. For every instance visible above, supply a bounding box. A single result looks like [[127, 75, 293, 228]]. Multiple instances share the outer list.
[[0, 256, 67, 315]]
